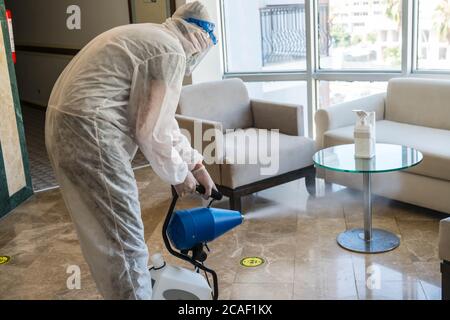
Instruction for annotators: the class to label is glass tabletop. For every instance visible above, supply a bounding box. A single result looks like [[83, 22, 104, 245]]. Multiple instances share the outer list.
[[313, 144, 423, 174]]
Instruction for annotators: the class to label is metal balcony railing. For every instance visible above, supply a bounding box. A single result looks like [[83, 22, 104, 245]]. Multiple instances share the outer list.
[[260, 4, 330, 66]]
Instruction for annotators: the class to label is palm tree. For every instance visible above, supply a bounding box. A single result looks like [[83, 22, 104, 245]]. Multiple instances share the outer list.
[[385, 0, 402, 30], [434, 0, 450, 43]]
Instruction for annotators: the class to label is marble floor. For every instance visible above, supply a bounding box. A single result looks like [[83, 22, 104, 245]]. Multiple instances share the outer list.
[[0, 167, 445, 300]]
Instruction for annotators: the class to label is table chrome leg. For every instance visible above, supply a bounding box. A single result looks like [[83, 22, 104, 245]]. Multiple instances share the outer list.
[[363, 173, 372, 241], [336, 171, 400, 253]]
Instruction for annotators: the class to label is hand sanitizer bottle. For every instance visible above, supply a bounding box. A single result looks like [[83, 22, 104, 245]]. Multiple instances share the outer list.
[[353, 110, 376, 159]]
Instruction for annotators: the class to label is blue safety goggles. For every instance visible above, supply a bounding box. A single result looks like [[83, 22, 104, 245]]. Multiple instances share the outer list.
[[184, 17, 218, 45]]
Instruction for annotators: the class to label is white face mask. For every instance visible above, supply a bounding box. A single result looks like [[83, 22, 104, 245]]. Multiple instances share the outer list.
[[184, 30, 213, 76], [164, 18, 214, 76], [185, 44, 212, 76]]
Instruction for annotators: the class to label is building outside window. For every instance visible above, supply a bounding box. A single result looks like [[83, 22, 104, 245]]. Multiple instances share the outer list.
[[417, 0, 450, 70], [223, 0, 310, 73], [221, 0, 450, 137], [319, 0, 402, 70]]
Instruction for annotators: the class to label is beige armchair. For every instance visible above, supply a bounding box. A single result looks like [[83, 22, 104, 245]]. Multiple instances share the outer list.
[[175, 78, 316, 212]]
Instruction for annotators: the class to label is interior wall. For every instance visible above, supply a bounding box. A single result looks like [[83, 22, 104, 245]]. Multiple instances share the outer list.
[[7, 0, 216, 106], [5, 0, 134, 107], [131, 0, 172, 24], [6, 0, 130, 49], [15, 52, 73, 106]]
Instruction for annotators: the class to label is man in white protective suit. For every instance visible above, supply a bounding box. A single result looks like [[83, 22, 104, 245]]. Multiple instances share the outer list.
[[45, 1, 218, 300]]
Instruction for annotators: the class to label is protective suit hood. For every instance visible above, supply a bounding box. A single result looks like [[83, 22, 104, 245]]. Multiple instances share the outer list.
[[163, 1, 216, 75]]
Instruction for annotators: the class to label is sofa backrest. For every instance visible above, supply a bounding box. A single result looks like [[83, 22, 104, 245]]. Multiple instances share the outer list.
[[386, 78, 450, 130], [178, 78, 253, 131]]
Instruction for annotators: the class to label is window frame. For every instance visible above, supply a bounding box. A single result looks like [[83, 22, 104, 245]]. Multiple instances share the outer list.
[[220, 0, 450, 138]]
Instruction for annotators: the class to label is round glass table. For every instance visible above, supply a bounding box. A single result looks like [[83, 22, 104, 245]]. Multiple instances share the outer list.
[[313, 144, 423, 254]]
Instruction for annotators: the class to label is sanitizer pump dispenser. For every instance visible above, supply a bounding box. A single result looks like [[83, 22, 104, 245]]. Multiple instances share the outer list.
[[353, 110, 376, 159]]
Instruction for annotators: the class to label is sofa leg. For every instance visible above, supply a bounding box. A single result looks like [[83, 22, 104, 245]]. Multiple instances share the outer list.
[[305, 167, 317, 197], [442, 261, 450, 300], [230, 194, 242, 213]]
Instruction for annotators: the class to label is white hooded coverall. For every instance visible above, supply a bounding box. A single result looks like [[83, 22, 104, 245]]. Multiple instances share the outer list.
[[45, 2, 214, 300]]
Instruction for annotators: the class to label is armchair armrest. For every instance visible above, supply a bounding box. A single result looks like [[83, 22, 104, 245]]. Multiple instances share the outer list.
[[175, 114, 224, 165], [251, 99, 303, 136], [315, 93, 386, 149]]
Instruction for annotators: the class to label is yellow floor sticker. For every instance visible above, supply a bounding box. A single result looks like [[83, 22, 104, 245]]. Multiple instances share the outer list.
[[240, 257, 264, 268], [0, 256, 11, 265]]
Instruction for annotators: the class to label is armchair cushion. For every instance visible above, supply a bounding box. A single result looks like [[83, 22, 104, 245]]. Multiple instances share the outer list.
[[251, 100, 303, 136], [220, 128, 315, 188], [178, 78, 253, 131]]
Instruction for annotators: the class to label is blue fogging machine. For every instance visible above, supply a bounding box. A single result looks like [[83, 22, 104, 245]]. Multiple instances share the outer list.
[[153, 185, 243, 300]]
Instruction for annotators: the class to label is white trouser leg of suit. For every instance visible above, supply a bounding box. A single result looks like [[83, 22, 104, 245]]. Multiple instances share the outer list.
[[45, 108, 152, 300]]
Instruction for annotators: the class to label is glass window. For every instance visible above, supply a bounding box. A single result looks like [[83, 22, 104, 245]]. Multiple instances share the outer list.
[[417, 0, 450, 70], [319, 0, 402, 70], [223, 0, 307, 72], [319, 81, 388, 109], [245, 81, 308, 131]]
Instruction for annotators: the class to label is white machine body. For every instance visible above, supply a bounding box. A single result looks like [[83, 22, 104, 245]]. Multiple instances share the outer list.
[[150, 253, 212, 300]]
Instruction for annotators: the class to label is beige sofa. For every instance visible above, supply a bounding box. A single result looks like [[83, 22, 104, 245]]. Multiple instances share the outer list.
[[315, 78, 450, 214], [176, 79, 316, 212]]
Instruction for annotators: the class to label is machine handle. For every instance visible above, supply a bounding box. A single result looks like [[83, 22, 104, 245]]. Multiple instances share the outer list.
[[196, 185, 223, 201]]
